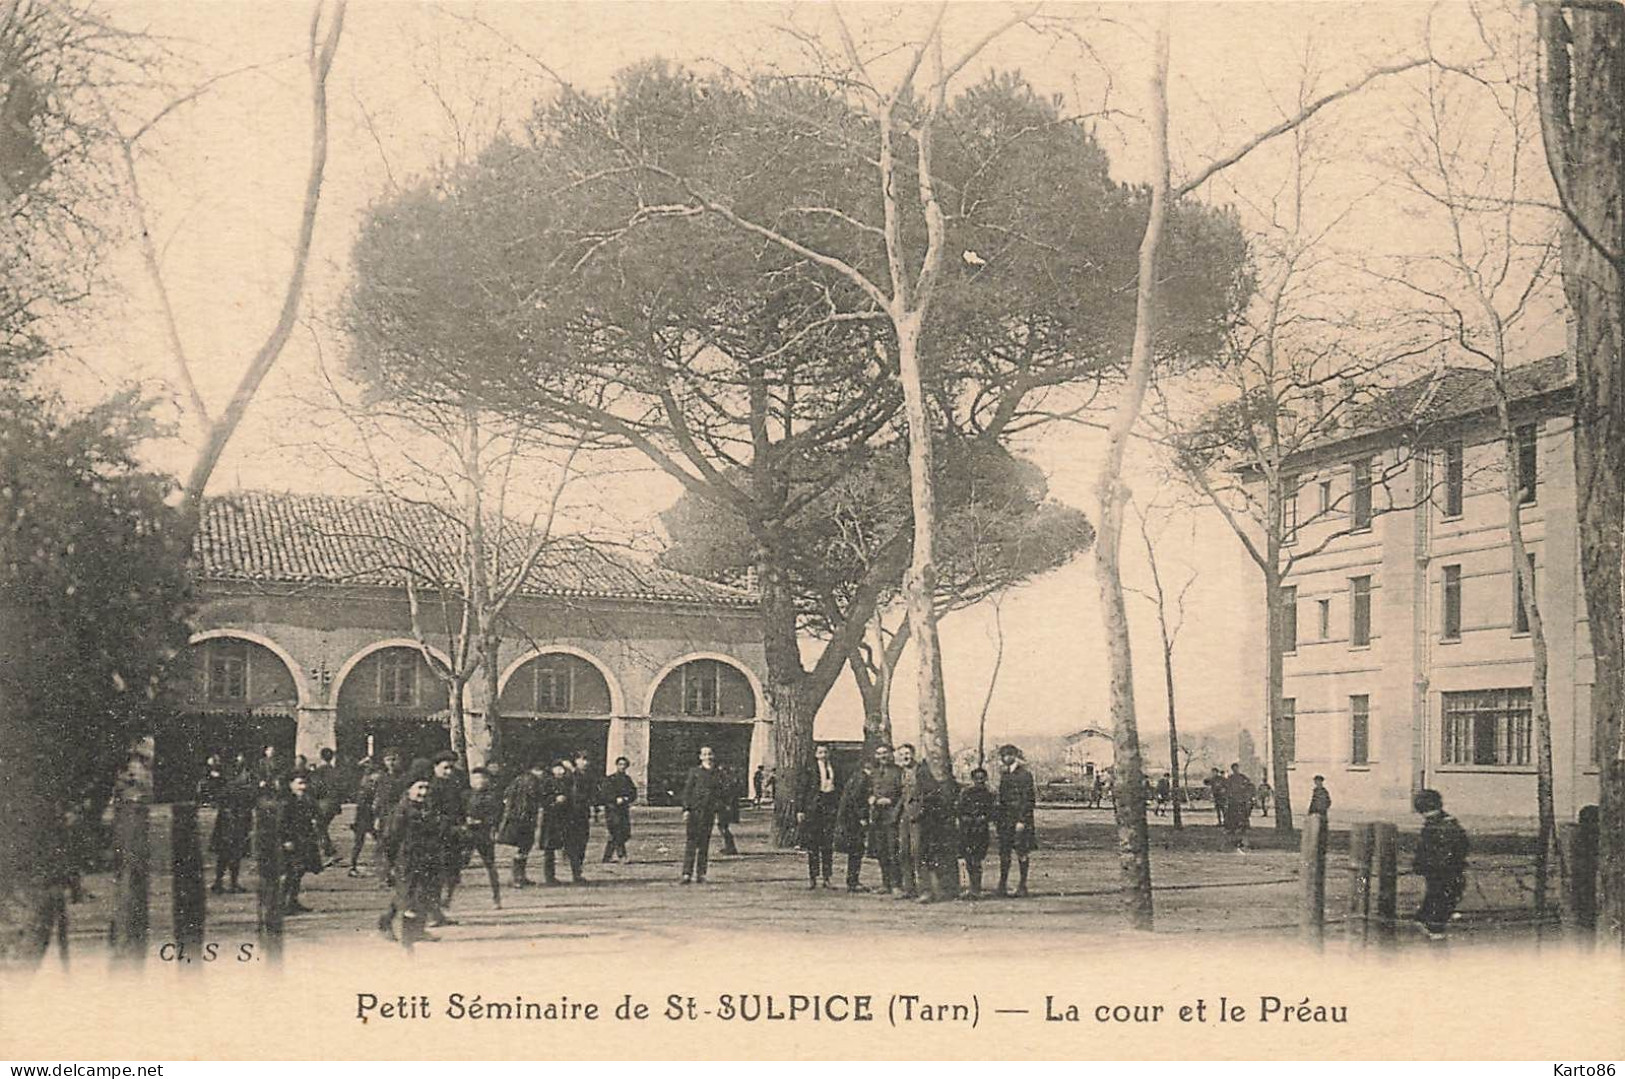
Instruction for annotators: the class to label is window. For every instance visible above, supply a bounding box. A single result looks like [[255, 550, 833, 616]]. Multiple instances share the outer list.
[[1282, 478, 1299, 543], [208, 639, 248, 702], [1318, 479, 1332, 516], [1516, 423, 1538, 504], [682, 660, 721, 717], [1443, 440, 1464, 517], [1513, 552, 1536, 635], [1349, 694, 1370, 765], [1441, 688, 1533, 767], [1279, 699, 1297, 762], [1442, 564, 1462, 640], [1351, 458, 1374, 530], [377, 650, 417, 706], [535, 659, 573, 713], [1317, 599, 1331, 641], [1278, 586, 1298, 653], [1350, 576, 1372, 647]]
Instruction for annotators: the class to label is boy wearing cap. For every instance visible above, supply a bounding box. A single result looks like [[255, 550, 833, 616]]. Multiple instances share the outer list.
[[539, 760, 573, 885], [1412, 789, 1469, 939], [379, 767, 449, 948], [957, 767, 995, 899], [599, 757, 638, 863], [280, 771, 324, 915], [565, 749, 595, 883]]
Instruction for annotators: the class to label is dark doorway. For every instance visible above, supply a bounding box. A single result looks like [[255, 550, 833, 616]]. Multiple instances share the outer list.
[[498, 718, 611, 775], [342, 717, 451, 766], [647, 721, 753, 806], [156, 711, 297, 802]]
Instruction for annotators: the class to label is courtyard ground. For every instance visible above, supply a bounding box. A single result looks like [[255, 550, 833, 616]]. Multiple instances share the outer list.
[[53, 801, 1559, 964]]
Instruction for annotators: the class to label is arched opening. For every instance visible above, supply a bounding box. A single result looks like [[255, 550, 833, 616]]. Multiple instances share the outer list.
[[646, 656, 758, 806], [335, 644, 452, 764], [165, 635, 300, 801], [496, 651, 615, 772]]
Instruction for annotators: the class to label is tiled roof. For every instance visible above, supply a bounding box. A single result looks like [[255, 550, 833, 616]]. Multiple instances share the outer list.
[[1297, 354, 1572, 458], [192, 491, 756, 608]]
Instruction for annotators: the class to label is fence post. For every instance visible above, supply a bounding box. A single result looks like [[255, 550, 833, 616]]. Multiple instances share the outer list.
[[1300, 813, 1328, 949], [171, 802, 206, 965], [109, 801, 150, 965], [1346, 822, 1375, 948], [1562, 805, 1600, 946], [254, 798, 284, 964], [1373, 822, 1399, 948]]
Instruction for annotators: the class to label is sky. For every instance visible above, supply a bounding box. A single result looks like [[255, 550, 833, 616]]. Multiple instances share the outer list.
[[38, 1, 1568, 759]]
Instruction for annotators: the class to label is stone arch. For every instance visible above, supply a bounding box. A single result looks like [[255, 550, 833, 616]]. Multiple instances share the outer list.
[[187, 628, 312, 708], [332, 638, 453, 704], [644, 652, 762, 719], [498, 645, 625, 715]]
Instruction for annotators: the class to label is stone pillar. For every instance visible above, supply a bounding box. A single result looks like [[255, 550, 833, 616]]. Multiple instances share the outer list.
[[295, 706, 337, 761], [617, 717, 651, 791]]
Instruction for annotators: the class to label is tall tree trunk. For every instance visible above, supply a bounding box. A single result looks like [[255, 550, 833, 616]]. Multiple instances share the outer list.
[[894, 314, 953, 779], [759, 536, 812, 846], [847, 649, 889, 758], [1163, 634, 1183, 830], [461, 405, 488, 775], [977, 599, 1005, 770], [1539, 0, 1625, 947], [482, 630, 503, 766], [1264, 557, 1295, 832], [1091, 9, 1170, 931]]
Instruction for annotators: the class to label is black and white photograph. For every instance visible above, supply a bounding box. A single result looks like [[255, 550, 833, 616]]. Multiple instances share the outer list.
[[0, 0, 1621, 1063]]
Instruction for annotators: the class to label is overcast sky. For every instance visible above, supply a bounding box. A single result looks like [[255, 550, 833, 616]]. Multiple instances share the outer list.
[[41, 1, 1567, 755]]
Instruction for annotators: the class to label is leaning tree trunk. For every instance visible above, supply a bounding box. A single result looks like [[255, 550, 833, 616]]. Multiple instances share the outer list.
[[1539, 0, 1625, 947], [1090, 9, 1171, 931], [1263, 560, 1295, 833], [1163, 637, 1184, 830], [759, 541, 814, 846]]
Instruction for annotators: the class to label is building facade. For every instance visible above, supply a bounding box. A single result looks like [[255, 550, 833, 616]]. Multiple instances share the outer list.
[[1245, 357, 1600, 826], [167, 492, 770, 803]]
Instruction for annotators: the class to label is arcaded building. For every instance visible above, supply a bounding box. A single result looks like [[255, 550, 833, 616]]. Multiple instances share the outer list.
[[165, 491, 768, 803]]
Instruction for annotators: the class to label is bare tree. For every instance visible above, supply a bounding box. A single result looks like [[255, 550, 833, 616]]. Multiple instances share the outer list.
[[1536, 0, 1625, 946], [1389, 22, 1565, 913], [111, 0, 347, 517], [1128, 498, 1196, 828]]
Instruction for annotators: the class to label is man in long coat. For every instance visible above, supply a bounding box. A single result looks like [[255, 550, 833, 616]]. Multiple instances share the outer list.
[[496, 759, 548, 888], [957, 767, 996, 899], [795, 743, 841, 889], [598, 756, 638, 863], [564, 750, 595, 883], [895, 744, 931, 899], [279, 771, 324, 915], [370, 748, 410, 885], [538, 760, 573, 885], [1223, 763, 1255, 852], [995, 743, 1037, 898], [866, 744, 904, 895], [680, 746, 725, 884], [378, 767, 451, 948], [833, 765, 872, 893]]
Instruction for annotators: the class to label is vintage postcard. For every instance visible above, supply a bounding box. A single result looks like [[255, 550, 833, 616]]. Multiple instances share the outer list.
[[1, 0, 1622, 1063]]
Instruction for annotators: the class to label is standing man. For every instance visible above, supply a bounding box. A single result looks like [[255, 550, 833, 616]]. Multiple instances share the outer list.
[[995, 744, 1036, 898], [497, 759, 547, 888], [462, 766, 502, 908], [346, 756, 380, 878], [796, 744, 841, 889], [209, 761, 255, 894], [895, 744, 930, 900], [309, 748, 343, 864], [279, 772, 323, 915], [564, 749, 596, 884], [538, 760, 573, 886], [1224, 763, 1255, 853], [680, 745, 724, 884], [1154, 774, 1171, 818], [599, 756, 638, 863], [427, 751, 466, 915], [866, 745, 904, 896], [833, 764, 872, 893], [370, 748, 410, 886], [1257, 778, 1273, 818], [1412, 789, 1469, 939], [713, 763, 742, 856], [1206, 767, 1229, 830], [378, 766, 448, 948], [957, 767, 995, 900], [752, 764, 767, 807], [1307, 775, 1332, 824]]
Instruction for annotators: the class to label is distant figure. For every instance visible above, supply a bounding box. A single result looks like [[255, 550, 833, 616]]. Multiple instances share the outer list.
[[1307, 775, 1332, 823], [1207, 768, 1229, 829], [1412, 789, 1469, 939], [280, 772, 323, 915], [713, 763, 742, 856], [1089, 775, 1105, 809], [1256, 779, 1273, 818], [599, 756, 638, 863], [1223, 764, 1255, 852], [207, 760, 254, 894], [753, 764, 767, 807], [764, 769, 778, 804], [1154, 775, 1171, 817]]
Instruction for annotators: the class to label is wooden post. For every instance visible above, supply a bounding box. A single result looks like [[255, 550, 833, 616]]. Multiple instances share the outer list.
[[1346, 822, 1375, 948], [171, 802, 206, 963], [109, 801, 150, 965], [1562, 805, 1600, 946], [1373, 822, 1399, 948], [254, 798, 284, 964], [1299, 813, 1328, 949]]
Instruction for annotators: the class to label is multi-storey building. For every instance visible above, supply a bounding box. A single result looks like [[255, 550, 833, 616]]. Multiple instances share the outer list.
[[1243, 356, 1599, 826], [168, 491, 770, 803]]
